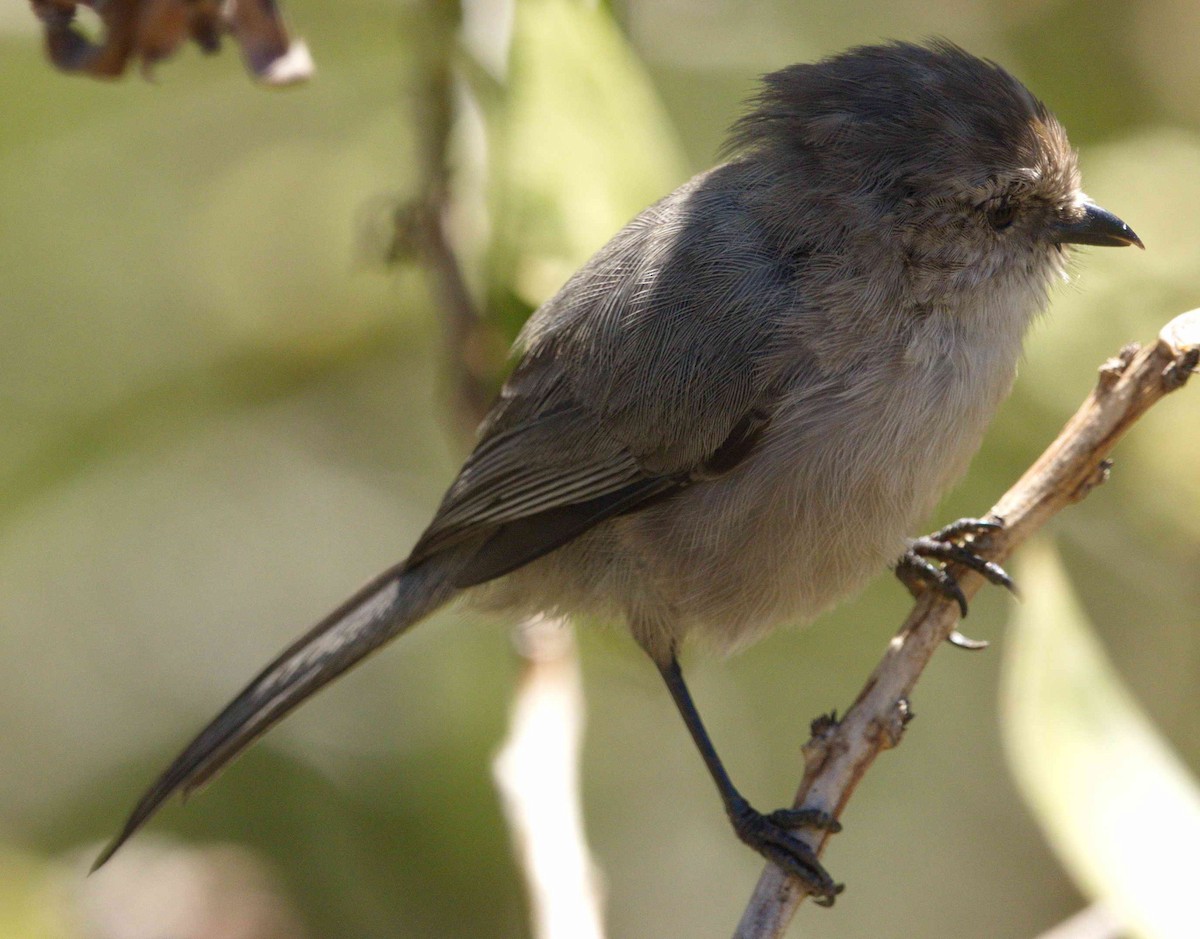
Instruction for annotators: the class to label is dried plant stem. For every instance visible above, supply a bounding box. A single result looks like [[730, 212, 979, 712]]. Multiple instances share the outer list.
[[734, 310, 1200, 939], [407, 5, 605, 936], [407, 0, 496, 432], [493, 616, 606, 939]]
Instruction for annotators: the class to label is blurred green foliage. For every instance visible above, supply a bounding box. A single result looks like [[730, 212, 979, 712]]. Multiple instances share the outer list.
[[1003, 544, 1200, 939], [1, 1, 1197, 937]]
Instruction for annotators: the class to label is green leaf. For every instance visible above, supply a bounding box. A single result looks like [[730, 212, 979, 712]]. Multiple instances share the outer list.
[[486, 0, 687, 329], [1001, 542, 1200, 939]]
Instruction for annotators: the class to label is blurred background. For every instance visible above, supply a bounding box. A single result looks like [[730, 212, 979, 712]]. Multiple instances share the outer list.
[[1, 1, 1198, 937]]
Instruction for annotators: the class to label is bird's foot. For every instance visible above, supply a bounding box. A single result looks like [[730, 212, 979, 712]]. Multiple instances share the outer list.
[[729, 799, 844, 905], [895, 517, 1016, 648]]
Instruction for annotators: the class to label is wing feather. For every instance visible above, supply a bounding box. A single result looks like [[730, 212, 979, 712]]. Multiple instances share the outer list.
[[406, 161, 804, 581]]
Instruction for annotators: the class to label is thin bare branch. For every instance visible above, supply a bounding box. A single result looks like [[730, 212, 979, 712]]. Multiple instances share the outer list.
[[734, 309, 1200, 939], [401, 0, 497, 434], [493, 616, 607, 939], [404, 6, 605, 936]]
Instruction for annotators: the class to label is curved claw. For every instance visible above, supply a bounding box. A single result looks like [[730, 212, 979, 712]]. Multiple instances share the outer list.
[[896, 552, 969, 616], [756, 840, 841, 900], [731, 802, 843, 903], [813, 884, 847, 908], [908, 537, 1016, 595], [947, 629, 989, 651], [894, 516, 1016, 626]]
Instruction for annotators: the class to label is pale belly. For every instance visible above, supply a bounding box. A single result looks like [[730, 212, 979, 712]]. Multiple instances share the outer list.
[[628, 407, 982, 650]]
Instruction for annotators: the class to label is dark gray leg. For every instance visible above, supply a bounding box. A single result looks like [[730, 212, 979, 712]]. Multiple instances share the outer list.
[[656, 655, 843, 905]]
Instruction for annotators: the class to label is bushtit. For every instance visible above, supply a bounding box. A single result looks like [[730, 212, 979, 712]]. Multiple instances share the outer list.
[[96, 41, 1140, 898]]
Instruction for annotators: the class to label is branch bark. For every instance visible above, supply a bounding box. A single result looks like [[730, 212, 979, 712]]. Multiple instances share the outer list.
[[401, 0, 498, 435], [404, 6, 605, 937], [734, 310, 1200, 939], [492, 615, 606, 939]]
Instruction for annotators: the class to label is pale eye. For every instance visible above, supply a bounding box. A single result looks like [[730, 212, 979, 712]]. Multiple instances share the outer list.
[[986, 199, 1016, 230]]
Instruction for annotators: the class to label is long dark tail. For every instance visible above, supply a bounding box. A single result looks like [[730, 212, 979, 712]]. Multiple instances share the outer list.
[[93, 556, 458, 870]]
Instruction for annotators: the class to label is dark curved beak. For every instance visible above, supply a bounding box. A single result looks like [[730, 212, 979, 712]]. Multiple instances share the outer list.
[[1051, 202, 1144, 249]]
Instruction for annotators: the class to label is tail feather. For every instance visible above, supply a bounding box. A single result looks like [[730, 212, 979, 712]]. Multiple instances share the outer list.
[[93, 557, 456, 871]]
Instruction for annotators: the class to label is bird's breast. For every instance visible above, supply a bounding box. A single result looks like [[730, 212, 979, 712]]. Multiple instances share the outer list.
[[634, 314, 1025, 651]]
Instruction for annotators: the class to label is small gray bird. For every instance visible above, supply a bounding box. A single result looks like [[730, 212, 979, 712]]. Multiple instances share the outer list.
[[96, 41, 1141, 898]]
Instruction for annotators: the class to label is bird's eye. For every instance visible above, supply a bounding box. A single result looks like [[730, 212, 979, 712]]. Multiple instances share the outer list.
[[986, 199, 1016, 231]]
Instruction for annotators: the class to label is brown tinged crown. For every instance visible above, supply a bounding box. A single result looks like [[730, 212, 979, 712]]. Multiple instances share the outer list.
[[725, 39, 1077, 200], [725, 39, 1141, 253]]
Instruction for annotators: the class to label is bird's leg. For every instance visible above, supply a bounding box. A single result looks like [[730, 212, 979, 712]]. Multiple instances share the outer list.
[[655, 655, 844, 905], [894, 517, 1016, 649]]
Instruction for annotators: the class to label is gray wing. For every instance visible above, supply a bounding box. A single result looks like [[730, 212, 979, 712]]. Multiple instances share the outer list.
[[93, 163, 805, 874], [408, 162, 803, 586]]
